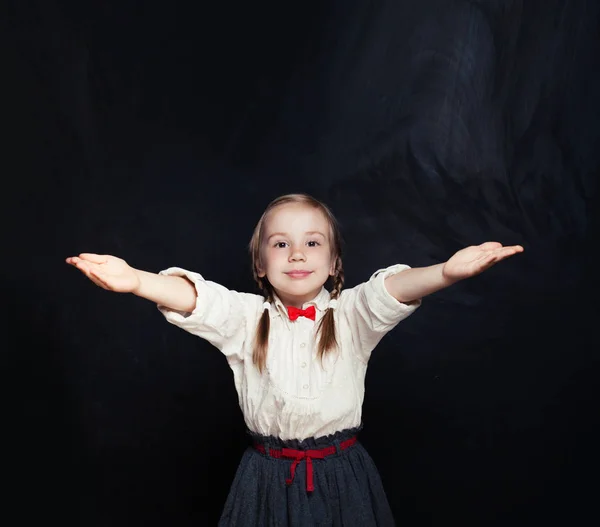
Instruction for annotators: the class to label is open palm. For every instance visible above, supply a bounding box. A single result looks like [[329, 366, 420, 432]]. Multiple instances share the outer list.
[[442, 242, 524, 282], [65, 253, 140, 293]]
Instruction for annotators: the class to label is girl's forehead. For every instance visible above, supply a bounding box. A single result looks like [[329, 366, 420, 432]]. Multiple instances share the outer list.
[[264, 203, 330, 230]]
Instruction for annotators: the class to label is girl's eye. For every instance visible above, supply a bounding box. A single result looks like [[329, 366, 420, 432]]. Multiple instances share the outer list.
[[307, 241, 320, 247], [274, 242, 288, 248]]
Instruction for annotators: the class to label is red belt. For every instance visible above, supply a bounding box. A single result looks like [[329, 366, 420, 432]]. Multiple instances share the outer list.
[[254, 436, 357, 492]]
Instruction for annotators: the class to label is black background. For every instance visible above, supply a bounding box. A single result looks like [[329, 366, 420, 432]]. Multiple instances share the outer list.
[[3, 0, 599, 525]]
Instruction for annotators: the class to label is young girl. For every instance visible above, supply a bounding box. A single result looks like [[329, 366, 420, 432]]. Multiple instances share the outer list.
[[66, 193, 523, 526]]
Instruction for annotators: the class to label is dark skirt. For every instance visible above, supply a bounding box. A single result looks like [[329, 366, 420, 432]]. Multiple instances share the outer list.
[[218, 427, 395, 526]]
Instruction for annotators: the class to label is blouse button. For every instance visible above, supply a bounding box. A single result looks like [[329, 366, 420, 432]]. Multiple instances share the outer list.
[[303, 384, 309, 389], [300, 343, 306, 348], [301, 362, 307, 368]]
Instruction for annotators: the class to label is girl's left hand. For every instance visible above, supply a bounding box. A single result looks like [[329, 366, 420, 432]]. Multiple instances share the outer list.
[[442, 242, 524, 282]]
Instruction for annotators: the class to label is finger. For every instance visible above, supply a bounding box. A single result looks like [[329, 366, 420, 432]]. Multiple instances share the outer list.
[[494, 247, 523, 259], [71, 261, 107, 289], [73, 260, 95, 273], [79, 253, 109, 264], [478, 252, 500, 269], [478, 241, 503, 251], [68, 256, 95, 266], [74, 261, 108, 285]]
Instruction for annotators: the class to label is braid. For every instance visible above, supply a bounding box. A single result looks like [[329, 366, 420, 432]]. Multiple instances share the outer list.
[[330, 256, 344, 299], [316, 257, 344, 362], [253, 274, 273, 373]]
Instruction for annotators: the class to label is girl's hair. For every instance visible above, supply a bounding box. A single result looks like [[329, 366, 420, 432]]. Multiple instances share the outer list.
[[248, 193, 344, 373]]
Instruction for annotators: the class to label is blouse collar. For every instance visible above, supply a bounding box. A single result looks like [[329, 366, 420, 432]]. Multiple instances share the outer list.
[[269, 287, 332, 318]]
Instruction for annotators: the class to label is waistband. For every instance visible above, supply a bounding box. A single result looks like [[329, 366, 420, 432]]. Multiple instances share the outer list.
[[247, 424, 362, 450], [253, 432, 359, 492]]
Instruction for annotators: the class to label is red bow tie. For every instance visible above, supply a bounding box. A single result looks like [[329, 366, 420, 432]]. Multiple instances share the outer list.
[[287, 305, 316, 321]]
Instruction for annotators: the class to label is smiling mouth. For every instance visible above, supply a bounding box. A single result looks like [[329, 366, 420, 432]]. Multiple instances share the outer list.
[[285, 271, 313, 279]]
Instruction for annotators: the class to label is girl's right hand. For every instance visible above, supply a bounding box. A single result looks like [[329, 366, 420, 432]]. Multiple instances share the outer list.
[[65, 253, 141, 293]]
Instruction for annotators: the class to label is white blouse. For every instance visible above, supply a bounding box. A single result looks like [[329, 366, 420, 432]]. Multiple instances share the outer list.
[[157, 264, 420, 440]]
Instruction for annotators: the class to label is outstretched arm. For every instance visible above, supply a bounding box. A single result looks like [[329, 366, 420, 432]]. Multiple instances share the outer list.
[[385, 242, 524, 304], [66, 253, 197, 312]]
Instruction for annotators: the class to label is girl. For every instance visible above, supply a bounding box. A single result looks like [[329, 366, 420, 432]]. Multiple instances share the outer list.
[[66, 193, 523, 526]]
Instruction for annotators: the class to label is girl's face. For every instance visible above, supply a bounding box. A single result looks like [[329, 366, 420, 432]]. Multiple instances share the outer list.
[[258, 202, 336, 308]]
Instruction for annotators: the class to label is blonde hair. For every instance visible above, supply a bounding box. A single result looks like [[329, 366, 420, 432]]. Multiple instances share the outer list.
[[248, 193, 344, 373]]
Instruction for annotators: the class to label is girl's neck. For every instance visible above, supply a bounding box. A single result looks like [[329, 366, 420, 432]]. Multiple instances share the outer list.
[[274, 288, 323, 308]]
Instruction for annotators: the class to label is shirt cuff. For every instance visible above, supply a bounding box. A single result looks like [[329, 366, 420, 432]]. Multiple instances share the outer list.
[[156, 266, 205, 319], [368, 264, 422, 324]]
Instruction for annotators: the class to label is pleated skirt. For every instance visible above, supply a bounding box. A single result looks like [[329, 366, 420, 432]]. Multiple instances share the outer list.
[[218, 427, 395, 526]]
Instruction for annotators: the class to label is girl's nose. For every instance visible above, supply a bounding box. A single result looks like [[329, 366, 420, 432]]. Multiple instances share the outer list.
[[289, 247, 306, 261]]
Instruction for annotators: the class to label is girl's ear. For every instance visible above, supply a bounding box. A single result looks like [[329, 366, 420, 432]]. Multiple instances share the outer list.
[[329, 256, 337, 277], [257, 263, 266, 278]]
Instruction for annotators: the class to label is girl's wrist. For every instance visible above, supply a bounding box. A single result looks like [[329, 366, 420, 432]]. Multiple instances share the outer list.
[[131, 268, 144, 296]]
